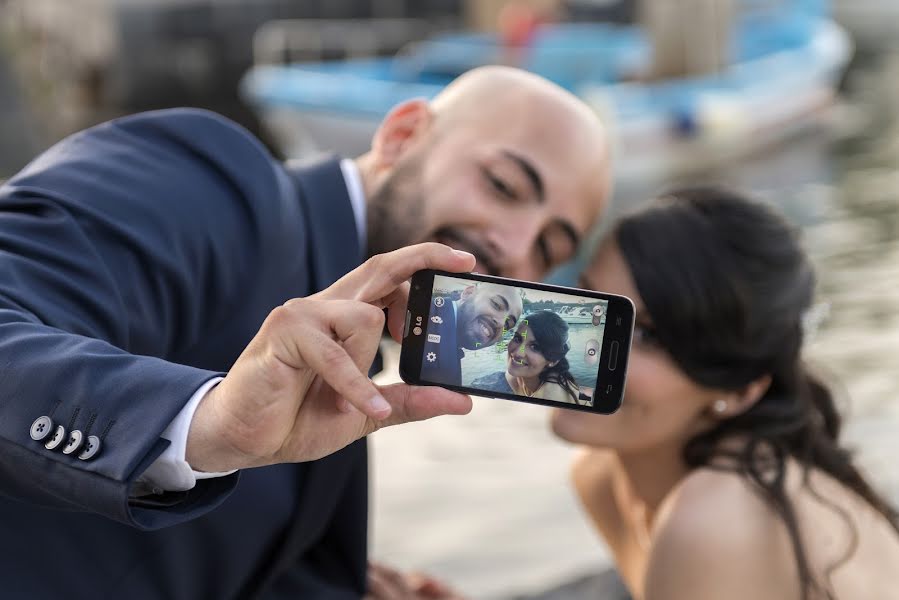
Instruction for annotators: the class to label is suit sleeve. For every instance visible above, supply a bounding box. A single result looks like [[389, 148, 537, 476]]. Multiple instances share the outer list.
[[0, 109, 297, 529]]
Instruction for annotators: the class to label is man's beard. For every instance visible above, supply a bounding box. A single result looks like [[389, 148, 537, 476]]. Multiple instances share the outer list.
[[456, 300, 499, 350], [366, 155, 426, 258], [364, 149, 499, 275]]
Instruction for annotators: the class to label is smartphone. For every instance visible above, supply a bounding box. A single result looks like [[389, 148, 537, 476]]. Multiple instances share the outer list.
[[399, 270, 635, 414]]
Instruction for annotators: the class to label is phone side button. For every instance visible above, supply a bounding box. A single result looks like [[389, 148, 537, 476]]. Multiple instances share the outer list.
[[608, 341, 619, 371], [403, 310, 412, 338]]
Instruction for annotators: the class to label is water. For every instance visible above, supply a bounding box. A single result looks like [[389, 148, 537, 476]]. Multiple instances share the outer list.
[[370, 50, 899, 599]]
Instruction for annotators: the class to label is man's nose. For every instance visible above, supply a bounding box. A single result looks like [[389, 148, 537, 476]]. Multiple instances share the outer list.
[[487, 218, 544, 281], [504, 262, 542, 282]]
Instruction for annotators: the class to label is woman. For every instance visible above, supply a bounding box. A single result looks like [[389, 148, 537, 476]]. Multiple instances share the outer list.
[[471, 310, 582, 404], [552, 187, 899, 600]]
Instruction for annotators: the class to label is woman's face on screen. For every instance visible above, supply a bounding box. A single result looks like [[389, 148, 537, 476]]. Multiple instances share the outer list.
[[506, 323, 553, 378]]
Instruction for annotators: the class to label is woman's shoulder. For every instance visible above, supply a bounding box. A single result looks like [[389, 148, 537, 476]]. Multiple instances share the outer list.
[[660, 467, 769, 521], [571, 448, 617, 487], [656, 467, 798, 550], [570, 448, 619, 515], [570, 449, 625, 547], [645, 468, 799, 599], [536, 380, 579, 403]]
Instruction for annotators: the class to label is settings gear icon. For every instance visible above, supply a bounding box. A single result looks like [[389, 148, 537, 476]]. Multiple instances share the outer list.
[[426, 352, 437, 363], [431, 316, 443, 324]]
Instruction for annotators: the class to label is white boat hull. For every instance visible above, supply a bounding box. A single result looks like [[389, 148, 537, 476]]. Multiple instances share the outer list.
[[251, 21, 852, 183]]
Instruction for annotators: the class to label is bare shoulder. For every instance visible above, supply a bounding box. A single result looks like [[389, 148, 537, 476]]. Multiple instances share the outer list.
[[570, 447, 616, 496], [570, 448, 620, 527], [656, 468, 773, 532], [536, 381, 579, 404], [645, 468, 799, 600]]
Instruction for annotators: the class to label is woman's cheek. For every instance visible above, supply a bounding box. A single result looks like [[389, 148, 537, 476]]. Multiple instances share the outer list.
[[621, 350, 663, 406], [621, 354, 713, 446]]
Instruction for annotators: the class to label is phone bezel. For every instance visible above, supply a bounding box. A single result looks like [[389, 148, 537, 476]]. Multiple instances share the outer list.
[[399, 270, 635, 414]]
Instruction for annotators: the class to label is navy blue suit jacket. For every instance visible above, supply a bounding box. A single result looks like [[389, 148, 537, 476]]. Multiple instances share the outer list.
[[419, 298, 463, 387], [0, 109, 367, 598]]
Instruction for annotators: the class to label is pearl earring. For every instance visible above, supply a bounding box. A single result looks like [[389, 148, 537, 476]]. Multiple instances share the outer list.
[[713, 399, 728, 414]]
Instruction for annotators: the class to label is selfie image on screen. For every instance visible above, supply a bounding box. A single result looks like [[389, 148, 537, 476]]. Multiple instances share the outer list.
[[420, 275, 608, 407]]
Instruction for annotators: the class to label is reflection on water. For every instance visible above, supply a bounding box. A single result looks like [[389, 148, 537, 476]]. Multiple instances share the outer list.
[[372, 51, 899, 599]]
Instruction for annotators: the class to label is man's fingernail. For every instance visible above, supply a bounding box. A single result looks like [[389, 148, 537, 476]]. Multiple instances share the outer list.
[[368, 395, 391, 414], [453, 249, 475, 261]]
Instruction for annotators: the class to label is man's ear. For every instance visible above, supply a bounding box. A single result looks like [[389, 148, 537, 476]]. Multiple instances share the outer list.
[[460, 285, 477, 300], [370, 98, 433, 169]]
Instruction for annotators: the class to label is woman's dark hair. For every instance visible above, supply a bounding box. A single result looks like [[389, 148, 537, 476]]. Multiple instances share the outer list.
[[519, 310, 578, 402], [613, 186, 899, 600]]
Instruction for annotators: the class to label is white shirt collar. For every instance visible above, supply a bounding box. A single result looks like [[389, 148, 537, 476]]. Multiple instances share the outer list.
[[339, 158, 367, 252]]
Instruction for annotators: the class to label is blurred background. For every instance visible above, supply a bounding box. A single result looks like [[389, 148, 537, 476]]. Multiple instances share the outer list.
[[1, 1, 897, 598]]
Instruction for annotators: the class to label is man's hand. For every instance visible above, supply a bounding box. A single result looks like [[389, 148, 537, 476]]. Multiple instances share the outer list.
[[185, 243, 476, 473], [366, 562, 467, 600]]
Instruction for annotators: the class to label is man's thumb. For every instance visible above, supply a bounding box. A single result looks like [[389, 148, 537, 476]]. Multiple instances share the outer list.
[[374, 383, 473, 429]]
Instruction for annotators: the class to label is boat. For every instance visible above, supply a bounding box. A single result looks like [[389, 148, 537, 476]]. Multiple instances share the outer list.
[[241, 1, 852, 181], [556, 305, 602, 325]]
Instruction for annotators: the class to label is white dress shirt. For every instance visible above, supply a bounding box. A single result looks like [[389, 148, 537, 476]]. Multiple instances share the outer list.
[[137, 159, 367, 493]]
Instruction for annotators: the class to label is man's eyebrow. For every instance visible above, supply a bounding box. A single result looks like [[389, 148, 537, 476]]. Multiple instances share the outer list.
[[501, 150, 544, 203], [493, 294, 510, 312]]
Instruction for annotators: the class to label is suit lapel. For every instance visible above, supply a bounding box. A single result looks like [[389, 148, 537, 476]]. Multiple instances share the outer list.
[[251, 156, 368, 596], [286, 154, 363, 292], [445, 301, 462, 385]]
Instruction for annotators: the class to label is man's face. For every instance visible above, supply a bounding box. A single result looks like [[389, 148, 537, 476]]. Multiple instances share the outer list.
[[366, 93, 608, 281], [455, 284, 523, 350]]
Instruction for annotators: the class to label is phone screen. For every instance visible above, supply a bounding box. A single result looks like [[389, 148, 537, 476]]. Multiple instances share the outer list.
[[401, 270, 634, 414]]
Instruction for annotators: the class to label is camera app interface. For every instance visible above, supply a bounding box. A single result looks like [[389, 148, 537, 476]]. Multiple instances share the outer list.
[[420, 274, 608, 406]]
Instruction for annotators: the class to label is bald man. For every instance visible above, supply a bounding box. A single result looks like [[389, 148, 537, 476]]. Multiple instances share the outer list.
[[0, 66, 609, 598], [421, 282, 524, 387], [363, 66, 610, 280]]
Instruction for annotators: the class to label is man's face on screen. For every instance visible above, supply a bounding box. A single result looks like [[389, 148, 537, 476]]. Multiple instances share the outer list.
[[455, 284, 522, 350]]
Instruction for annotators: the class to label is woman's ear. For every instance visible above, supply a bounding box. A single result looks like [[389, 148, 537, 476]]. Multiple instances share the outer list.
[[709, 374, 772, 420], [370, 98, 433, 169], [548, 360, 559, 368]]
